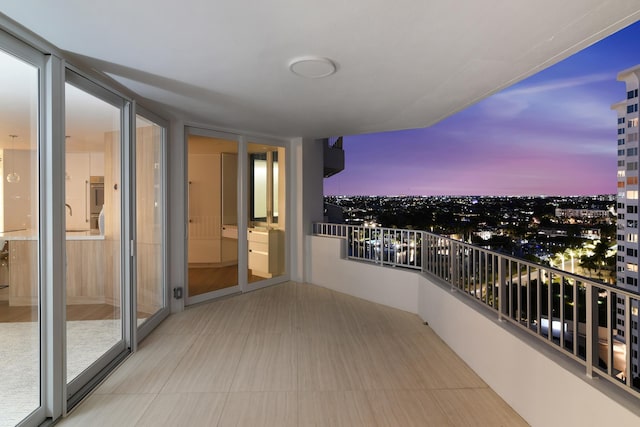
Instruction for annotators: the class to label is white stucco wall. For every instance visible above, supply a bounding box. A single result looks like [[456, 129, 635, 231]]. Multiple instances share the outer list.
[[290, 138, 325, 283], [308, 235, 419, 313], [308, 235, 640, 427]]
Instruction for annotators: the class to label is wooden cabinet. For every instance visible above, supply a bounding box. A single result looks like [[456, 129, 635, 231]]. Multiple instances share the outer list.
[[8, 240, 38, 306], [7, 238, 108, 306], [66, 240, 106, 304], [248, 228, 283, 278], [221, 153, 238, 225], [188, 151, 239, 265], [188, 152, 221, 264]]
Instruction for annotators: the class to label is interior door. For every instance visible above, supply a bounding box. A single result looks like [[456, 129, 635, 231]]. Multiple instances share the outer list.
[[186, 133, 239, 304]]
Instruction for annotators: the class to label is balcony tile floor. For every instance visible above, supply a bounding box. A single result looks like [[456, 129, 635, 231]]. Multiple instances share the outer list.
[[58, 282, 528, 426]]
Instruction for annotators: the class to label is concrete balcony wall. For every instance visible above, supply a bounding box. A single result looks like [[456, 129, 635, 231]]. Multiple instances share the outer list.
[[308, 235, 640, 427], [307, 235, 419, 313]]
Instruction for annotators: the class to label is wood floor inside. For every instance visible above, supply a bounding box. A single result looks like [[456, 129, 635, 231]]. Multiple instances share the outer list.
[[188, 264, 264, 296], [57, 282, 529, 427]]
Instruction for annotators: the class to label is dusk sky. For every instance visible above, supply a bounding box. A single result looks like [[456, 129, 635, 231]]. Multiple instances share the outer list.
[[325, 21, 640, 197]]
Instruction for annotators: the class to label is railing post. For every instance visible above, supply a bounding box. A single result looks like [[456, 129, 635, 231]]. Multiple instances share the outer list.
[[498, 257, 507, 321], [585, 284, 598, 379], [449, 241, 457, 289]]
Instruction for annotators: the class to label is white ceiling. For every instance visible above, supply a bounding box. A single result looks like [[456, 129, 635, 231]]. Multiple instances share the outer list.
[[2, 1, 640, 139]]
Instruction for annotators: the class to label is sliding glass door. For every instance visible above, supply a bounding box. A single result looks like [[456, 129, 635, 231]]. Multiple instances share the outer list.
[[186, 131, 240, 304], [0, 26, 168, 426], [0, 39, 43, 427], [64, 71, 127, 400], [247, 142, 287, 289], [135, 110, 168, 335]]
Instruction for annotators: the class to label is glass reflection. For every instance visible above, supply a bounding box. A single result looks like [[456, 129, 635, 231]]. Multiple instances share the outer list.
[[65, 83, 122, 383], [247, 144, 286, 283], [0, 48, 40, 426], [136, 115, 164, 323]]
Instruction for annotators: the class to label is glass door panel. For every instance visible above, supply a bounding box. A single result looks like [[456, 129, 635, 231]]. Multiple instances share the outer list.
[[186, 135, 239, 303], [135, 115, 165, 325], [247, 143, 286, 284], [65, 81, 123, 384], [0, 47, 41, 427]]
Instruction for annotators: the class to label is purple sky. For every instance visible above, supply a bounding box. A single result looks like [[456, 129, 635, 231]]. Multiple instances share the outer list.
[[325, 21, 640, 197]]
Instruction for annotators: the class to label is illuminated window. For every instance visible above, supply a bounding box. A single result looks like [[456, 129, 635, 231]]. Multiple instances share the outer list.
[[627, 263, 638, 272], [618, 181, 625, 188], [627, 190, 638, 199], [628, 233, 638, 243], [618, 170, 626, 178], [627, 176, 638, 185]]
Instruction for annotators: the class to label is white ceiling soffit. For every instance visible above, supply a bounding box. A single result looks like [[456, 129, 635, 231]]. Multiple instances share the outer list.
[[2, 1, 640, 139]]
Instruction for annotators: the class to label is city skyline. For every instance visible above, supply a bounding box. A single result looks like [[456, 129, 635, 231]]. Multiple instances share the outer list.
[[325, 21, 640, 197]]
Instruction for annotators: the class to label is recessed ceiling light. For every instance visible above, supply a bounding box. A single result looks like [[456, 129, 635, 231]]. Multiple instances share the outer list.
[[289, 56, 337, 79]]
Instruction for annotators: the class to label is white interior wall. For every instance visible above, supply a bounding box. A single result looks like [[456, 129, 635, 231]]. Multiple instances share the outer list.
[[308, 235, 640, 426]]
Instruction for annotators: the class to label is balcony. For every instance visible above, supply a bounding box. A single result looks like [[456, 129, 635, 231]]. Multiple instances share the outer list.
[[58, 282, 525, 426], [310, 223, 640, 425]]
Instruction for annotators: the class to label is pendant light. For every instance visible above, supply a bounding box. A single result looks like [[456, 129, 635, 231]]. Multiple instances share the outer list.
[[6, 134, 20, 183]]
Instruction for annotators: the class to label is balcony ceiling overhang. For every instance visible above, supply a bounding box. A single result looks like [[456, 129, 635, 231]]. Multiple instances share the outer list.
[[2, 1, 640, 138]]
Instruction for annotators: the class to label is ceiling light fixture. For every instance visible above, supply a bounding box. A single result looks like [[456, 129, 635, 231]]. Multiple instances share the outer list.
[[289, 56, 337, 79]]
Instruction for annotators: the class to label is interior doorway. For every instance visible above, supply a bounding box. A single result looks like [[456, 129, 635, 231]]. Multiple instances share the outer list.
[[187, 134, 242, 302]]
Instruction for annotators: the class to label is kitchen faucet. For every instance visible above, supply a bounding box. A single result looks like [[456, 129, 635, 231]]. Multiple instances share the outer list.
[[65, 203, 72, 216]]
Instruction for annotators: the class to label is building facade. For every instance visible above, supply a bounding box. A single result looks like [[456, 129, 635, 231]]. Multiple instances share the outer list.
[[615, 66, 640, 380]]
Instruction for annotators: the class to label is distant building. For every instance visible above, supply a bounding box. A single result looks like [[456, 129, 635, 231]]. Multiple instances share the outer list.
[[537, 228, 568, 238], [579, 228, 601, 240], [554, 208, 609, 219], [474, 229, 495, 241], [613, 65, 640, 380]]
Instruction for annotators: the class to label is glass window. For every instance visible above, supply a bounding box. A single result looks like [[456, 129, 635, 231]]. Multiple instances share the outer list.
[[65, 80, 122, 384], [0, 45, 41, 427], [247, 143, 286, 284], [135, 114, 165, 322]]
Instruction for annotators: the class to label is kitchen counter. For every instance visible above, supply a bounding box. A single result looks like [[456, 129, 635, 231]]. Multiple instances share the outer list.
[[0, 229, 105, 241]]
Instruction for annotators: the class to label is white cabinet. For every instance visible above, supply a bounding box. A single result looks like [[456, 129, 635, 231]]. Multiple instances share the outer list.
[[65, 152, 105, 231], [1, 149, 36, 232], [248, 228, 283, 278]]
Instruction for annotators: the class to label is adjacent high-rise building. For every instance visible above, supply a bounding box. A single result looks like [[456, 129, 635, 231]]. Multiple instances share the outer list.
[[614, 65, 640, 381]]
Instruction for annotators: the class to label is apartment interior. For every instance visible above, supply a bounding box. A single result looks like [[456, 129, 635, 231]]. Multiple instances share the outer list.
[[187, 135, 286, 299], [1, 2, 640, 426]]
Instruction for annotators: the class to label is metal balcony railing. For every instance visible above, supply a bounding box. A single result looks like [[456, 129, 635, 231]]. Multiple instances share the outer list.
[[312, 222, 640, 399]]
